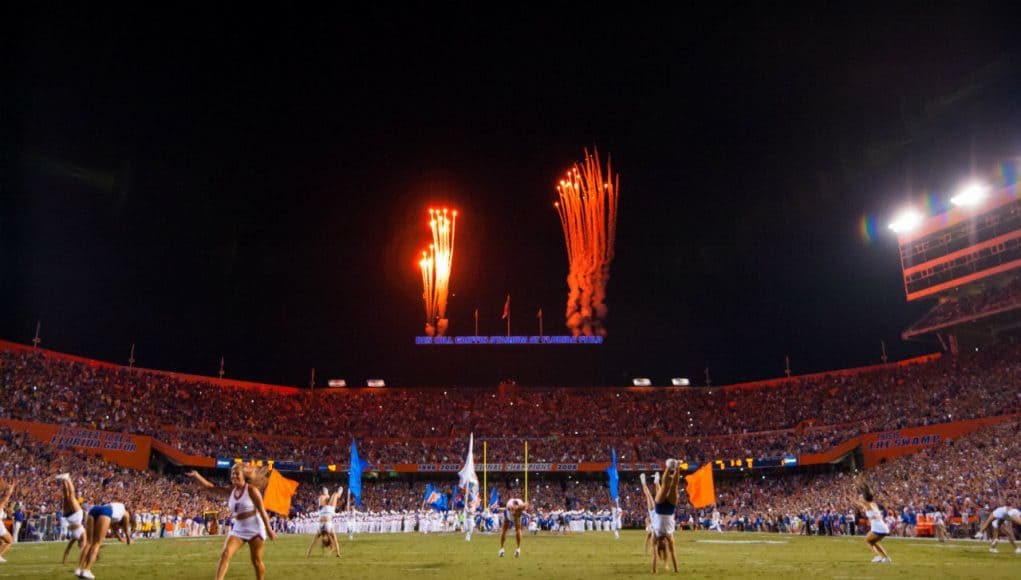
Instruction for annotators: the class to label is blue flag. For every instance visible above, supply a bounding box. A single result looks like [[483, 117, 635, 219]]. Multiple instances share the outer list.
[[606, 448, 620, 502], [348, 439, 369, 506], [423, 484, 440, 506], [423, 484, 447, 511], [489, 486, 500, 509]]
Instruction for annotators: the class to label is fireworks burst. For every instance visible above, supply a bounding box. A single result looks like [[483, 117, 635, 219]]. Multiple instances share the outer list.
[[418, 208, 457, 336], [554, 149, 619, 336]]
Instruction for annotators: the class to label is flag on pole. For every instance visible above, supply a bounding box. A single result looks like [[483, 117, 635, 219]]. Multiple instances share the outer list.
[[685, 463, 716, 508], [263, 470, 299, 516], [458, 433, 480, 509], [488, 486, 500, 509], [348, 439, 370, 506], [423, 484, 448, 511], [605, 448, 620, 502], [501, 295, 510, 319]]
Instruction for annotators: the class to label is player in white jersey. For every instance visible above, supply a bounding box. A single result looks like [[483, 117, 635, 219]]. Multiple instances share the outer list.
[[55, 474, 88, 565], [307, 486, 343, 557], [187, 465, 276, 580], [852, 479, 891, 563], [0, 479, 14, 563]]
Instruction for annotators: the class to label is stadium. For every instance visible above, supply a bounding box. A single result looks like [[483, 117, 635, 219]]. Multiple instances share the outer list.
[[5, 6, 1021, 580]]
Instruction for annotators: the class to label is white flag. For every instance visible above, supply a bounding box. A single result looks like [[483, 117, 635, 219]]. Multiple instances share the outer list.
[[458, 433, 479, 488]]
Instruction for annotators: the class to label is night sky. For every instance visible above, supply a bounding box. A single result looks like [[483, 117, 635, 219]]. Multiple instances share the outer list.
[[6, 5, 1021, 387]]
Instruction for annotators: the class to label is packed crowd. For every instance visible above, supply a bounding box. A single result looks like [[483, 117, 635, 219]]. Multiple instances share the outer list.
[[907, 278, 1021, 334], [0, 427, 219, 537], [708, 419, 1021, 537], [1, 417, 1019, 541], [3, 344, 1020, 467]]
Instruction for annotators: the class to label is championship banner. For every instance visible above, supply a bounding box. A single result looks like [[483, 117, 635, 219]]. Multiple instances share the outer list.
[[0, 419, 152, 470], [314, 458, 792, 474]]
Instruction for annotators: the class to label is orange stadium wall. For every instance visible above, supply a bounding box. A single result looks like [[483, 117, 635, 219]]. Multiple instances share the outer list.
[[0, 418, 153, 470], [151, 439, 216, 468]]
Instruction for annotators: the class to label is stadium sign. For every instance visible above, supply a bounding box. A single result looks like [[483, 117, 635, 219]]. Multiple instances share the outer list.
[[415, 335, 604, 345]]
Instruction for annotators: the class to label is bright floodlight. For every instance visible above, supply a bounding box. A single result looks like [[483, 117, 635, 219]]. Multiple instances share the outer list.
[[671, 378, 690, 386], [950, 182, 990, 207], [632, 378, 652, 386], [888, 209, 923, 233]]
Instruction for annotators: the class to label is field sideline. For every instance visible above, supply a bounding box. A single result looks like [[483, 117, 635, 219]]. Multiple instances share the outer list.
[[0, 531, 1018, 579]]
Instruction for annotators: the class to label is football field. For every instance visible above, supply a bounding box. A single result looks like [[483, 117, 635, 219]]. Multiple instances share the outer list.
[[1, 531, 1018, 579]]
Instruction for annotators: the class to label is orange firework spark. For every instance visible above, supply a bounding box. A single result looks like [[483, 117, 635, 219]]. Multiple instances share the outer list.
[[554, 149, 618, 336], [418, 208, 457, 335]]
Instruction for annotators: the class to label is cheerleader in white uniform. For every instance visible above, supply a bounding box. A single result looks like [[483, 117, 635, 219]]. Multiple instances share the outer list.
[[650, 460, 682, 574], [306, 486, 343, 557], [77, 500, 133, 579], [187, 466, 276, 580], [498, 498, 528, 558], [851, 479, 891, 563], [0, 479, 13, 563], [55, 474, 87, 565], [639, 473, 658, 555], [977, 506, 1021, 553]]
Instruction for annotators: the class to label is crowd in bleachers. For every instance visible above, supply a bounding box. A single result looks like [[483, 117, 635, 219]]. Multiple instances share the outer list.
[[906, 278, 1021, 334], [708, 418, 1021, 536], [0, 427, 219, 534], [3, 342, 1021, 540], [3, 344, 1020, 467]]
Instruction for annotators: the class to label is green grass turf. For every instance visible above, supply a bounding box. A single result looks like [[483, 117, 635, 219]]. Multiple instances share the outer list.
[[1, 531, 1019, 579]]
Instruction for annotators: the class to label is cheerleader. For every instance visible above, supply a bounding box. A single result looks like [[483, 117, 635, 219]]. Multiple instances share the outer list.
[[650, 460, 682, 574], [850, 479, 891, 563], [976, 505, 1021, 553], [76, 500, 134, 579], [55, 474, 87, 565], [306, 486, 343, 558], [639, 473, 657, 555], [187, 466, 276, 580], [0, 479, 14, 563], [498, 498, 528, 558]]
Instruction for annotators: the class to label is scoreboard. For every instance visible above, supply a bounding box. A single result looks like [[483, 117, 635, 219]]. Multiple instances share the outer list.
[[897, 188, 1021, 301]]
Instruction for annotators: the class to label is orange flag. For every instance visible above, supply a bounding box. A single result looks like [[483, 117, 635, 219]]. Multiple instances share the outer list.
[[263, 470, 299, 516], [685, 463, 715, 508]]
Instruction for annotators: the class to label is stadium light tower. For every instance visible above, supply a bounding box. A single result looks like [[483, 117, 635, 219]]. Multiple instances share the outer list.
[[888, 208, 923, 233], [950, 182, 990, 207]]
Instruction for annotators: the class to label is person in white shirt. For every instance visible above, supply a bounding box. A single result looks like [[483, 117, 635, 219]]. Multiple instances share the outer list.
[[0, 480, 14, 564], [77, 500, 134, 579], [851, 479, 891, 564], [55, 474, 86, 565], [976, 506, 1021, 553], [187, 466, 276, 580], [498, 499, 528, 558], [306, 486, 343, 558]]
